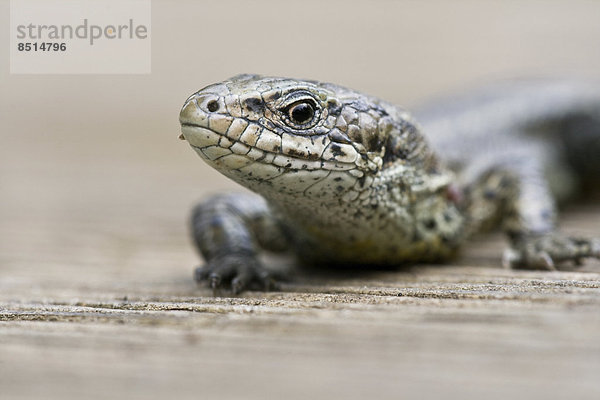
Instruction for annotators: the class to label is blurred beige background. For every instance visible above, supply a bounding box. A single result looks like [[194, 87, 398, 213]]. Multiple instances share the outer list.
[[1, 1, 600, 399]]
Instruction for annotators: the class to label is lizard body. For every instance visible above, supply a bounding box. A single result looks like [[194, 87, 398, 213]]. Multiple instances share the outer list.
[[179, 75, 600, 293]]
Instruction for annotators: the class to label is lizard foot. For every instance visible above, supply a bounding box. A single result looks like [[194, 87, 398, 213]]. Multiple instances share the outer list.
[[503, 233, 600, 270], [194, 253, 276, 295]]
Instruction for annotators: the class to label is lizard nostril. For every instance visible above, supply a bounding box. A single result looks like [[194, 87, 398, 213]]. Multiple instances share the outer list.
[[207, 100, 219, 112]]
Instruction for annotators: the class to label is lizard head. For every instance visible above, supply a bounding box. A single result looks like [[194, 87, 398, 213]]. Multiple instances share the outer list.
[[179, 74, 440, 205]]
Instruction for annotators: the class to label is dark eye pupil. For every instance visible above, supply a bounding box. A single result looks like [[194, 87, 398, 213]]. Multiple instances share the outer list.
[[207, 100, 219, 112], [290, 103, 314, 124]]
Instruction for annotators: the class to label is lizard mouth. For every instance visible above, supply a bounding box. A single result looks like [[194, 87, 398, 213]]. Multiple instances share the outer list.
[[180, 122, 359, 173]]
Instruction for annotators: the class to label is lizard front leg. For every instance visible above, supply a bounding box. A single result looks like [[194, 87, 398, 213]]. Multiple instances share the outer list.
[[462, 156, 600, 270], [191, 193, 289, 293]]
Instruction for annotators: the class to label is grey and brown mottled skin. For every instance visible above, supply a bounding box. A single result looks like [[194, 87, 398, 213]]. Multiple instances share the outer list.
[[179, 75, 600, 293]]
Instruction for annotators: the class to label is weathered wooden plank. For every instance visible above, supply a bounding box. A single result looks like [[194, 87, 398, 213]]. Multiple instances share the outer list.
[[1, 206, 599, 400]]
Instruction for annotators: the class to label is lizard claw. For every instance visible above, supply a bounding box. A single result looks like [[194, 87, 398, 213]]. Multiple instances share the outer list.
[[231, 271, 249, 295], [194, 254, 274, 295], [535, 251, 556, 271], [209, 273, 221, 296]]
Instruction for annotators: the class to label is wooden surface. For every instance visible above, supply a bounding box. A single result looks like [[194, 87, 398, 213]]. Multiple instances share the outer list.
[[1, 156, 599, 400], [2, 1, 600, 399]]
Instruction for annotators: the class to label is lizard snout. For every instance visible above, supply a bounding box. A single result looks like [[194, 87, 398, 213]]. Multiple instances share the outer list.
[[179, 93, 223, 126]]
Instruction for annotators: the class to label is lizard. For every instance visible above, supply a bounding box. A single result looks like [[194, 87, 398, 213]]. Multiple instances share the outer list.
[[178, 74, 600, 294]]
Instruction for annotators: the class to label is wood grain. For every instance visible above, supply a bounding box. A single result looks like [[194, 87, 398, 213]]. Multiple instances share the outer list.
[[1, 188, 599, 400]]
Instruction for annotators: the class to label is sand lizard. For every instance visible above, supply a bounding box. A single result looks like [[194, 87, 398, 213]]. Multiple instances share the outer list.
[[179, 75, 600, 293]]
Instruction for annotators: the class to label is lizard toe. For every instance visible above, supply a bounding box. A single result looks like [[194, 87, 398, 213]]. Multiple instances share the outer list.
[[507, 233, 600, 270]]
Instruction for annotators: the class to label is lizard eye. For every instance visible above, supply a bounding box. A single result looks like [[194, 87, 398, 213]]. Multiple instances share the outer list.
[[284, 100, 316, 126], [287, 101, 315, 124], [277, 91, 321, 130]]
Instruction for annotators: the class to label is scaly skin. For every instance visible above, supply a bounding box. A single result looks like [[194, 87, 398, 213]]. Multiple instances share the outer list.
[[179, 75, 600, 293]]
